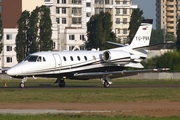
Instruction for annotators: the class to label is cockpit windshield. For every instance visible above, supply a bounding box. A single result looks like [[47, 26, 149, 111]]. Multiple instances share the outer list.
[[24, 55, 46, 62]]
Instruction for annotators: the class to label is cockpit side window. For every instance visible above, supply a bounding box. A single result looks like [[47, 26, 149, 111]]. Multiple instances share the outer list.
[[27, 56, 38, 62]]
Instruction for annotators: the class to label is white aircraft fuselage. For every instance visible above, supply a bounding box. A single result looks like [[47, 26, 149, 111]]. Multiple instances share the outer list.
[[7, 19, 169, 88]]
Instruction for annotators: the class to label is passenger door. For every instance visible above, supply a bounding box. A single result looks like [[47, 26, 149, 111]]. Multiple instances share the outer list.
[[53, 54, 61, 73]]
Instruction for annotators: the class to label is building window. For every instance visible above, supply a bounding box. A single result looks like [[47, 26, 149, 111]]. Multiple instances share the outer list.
[[57, 0, 60, 3], [45, 0, 50, 2], [69, 35, 75, 40], [116, 9, 120, 15], [123, 18, 127, 24], [123, 9, 127, 14], [62, 18, 66, 24], [7, 57, 12, 63], [7, 46, 12, 51], [86, 12, 91, 17], [6, 34, 12, 40], [72, 17, 81, 24], [56, 18, 60, 24], [123, 1, 127, 4], [62, 8, 66, 14], [117, 29, 120, 34], [105, 0, 109, 4], [53, 42, 56, 49], [116, 18, 120, 24], [69, 46, 74, 51], [86, 3, 91, 7], [62, 0, 66, 4], [123, 29, 127, 34], [56, 7, 60, 14], [80, 35, 85, 40]]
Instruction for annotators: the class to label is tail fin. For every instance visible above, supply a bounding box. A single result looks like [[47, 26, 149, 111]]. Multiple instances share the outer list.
[[129, 19, 153, 49]]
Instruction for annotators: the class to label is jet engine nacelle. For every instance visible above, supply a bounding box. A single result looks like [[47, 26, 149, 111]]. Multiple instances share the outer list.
[[102, 50, 131, 62]]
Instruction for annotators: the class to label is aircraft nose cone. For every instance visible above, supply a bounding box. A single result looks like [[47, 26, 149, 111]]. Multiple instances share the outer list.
[[7, 69, 14, 76]]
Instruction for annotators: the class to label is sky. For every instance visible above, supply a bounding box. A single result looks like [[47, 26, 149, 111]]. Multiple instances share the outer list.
[[132, 0, 156, 29]]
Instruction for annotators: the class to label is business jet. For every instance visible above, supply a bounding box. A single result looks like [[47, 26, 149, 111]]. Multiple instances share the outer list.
[[7, 19, 169, 88]]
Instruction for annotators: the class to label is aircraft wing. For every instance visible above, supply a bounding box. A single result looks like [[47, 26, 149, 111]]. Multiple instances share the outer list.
[[74, 68, 169, 78]]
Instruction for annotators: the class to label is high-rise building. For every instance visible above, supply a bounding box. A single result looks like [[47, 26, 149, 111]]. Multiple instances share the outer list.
[[46, 0, 137, 51], [156, 0, 179, 36]]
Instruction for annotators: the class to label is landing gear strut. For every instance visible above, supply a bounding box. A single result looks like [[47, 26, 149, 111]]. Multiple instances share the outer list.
[[19, 77, 27, 88], [101, 76, 112, 88], [55, 78, 66, 87]]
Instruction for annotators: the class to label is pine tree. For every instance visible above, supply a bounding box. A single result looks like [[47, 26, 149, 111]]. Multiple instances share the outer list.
[[15, 10, 30, 62], [176, 18, 180, 51], [86, 12, 116, 50], [127, 8, 144, 44], [29, 7, 39, 53], [39, 5, 53, 51]]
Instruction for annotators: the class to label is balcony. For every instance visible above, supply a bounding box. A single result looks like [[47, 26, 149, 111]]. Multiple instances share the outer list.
[[44, 0, 53, 6], [114, 4, 137, 9]]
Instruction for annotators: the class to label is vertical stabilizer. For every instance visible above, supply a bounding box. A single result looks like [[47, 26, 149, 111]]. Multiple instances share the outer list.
[[129, 19, 153, 49]]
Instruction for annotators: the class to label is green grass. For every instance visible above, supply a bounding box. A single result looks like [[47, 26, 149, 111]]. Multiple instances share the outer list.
[[0, 114, 180, 120], [0, 79, 180, 103]]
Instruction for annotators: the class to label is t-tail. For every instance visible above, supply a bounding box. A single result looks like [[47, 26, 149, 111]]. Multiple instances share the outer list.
[[129, 19, 153, 49]]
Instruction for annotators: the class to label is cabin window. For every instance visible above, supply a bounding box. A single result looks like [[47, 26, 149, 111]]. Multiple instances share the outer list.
[[37, 56, 42, 62], [77, 56, 80, 61], [84, 56, 87, 61], [63, 56, 66, 61], [43, 57, 46, 62], [70, 56, 73, 61]]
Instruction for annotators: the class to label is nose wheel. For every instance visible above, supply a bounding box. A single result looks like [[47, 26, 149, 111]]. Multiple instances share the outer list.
[[19, 82, 25, 88], [19, 77, 27, 88]]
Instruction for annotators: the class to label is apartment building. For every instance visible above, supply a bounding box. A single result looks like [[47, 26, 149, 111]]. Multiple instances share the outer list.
[[156, 0, 179, 36], [46, 0, 137, 50], [0, 0, 44, 69]]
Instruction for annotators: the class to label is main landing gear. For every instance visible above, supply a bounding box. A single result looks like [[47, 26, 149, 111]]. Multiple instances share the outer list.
[[54, 78, 66, 87], [101, 76, 112, 88]]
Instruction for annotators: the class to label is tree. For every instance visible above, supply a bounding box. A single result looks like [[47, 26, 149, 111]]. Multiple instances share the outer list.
[[38, 5, 53, 51], [16, 6, 53, 62], [176, 18, 180, 51], [127, 8, 144, 44], [86, 12, 116, 50], [15, 10, 30, 62], [150, 29, 164, 45], [28, 7, 40, 53], [0, 14, 3, 53]]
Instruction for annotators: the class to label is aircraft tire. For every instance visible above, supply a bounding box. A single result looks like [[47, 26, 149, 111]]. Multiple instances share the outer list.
[[19, 82, 25, 88], [59, 81, 65, 87], [103, 81, 110, 88]]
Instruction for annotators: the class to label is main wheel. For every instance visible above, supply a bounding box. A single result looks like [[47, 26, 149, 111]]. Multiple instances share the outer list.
[[59, 80, 65, 87], [19, 82, 25, 88], [103, 81, 110, 88]]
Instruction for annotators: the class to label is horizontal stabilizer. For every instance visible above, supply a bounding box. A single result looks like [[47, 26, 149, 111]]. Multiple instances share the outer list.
[[106, 41, 127, 47], [134, 41, 174, 50]]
